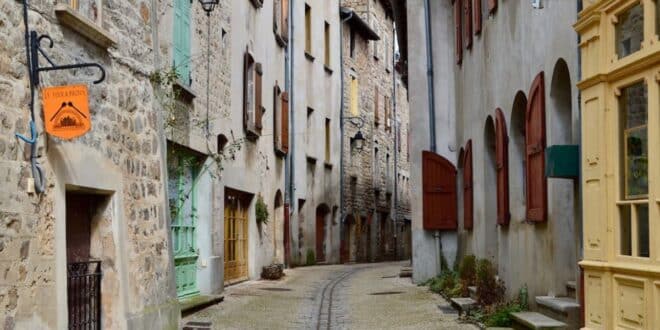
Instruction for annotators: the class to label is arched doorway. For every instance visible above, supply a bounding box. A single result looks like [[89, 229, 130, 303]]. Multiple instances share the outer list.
[[484, 116, 498, 264], [316, 204, 331, 262], [510, 91, 527, 221], [273, 190, 283, 264], [549, 59, 578, 293], [341, 215, 355, 263]]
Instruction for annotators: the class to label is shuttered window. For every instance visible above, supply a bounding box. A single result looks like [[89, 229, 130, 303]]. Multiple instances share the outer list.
[[453, 0, 463, 65], [350, 76, 359, 116], [495, 108, 510, 225], [474, 0, 482, 35], [463, 140, 473, 230], [305, 4, 311, 54], [282, 0, 289, 41], [464, 0, 472, 49], [488, 0, 497, 14], [243, 51, 263, 139], [173, 0, 191, 85], [525, 72, 547, 222], [385, 96, 391, 131], [422, 151, 458, 230], [281, 92, 289, 153]]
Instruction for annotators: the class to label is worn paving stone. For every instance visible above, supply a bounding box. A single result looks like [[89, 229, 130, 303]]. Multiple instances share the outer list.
[[183, 261, 476, 329]]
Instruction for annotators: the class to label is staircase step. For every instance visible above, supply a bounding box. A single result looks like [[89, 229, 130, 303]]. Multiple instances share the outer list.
[[511, 312, 567, 329], [450, 297, 476, 315], [566, 281, 576, 299], [535, 296, 580, 313]]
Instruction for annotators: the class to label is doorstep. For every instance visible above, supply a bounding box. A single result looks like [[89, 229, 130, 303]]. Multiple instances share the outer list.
[[179, 294, 224, 315]]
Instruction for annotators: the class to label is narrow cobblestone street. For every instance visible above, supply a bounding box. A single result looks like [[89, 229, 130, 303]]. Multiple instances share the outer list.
[[183, 262, 475, 329]]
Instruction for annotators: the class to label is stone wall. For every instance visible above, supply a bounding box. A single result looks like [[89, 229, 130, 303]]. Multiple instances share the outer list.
[[340, 0, 410, 263], [0, 0, 178, 328]]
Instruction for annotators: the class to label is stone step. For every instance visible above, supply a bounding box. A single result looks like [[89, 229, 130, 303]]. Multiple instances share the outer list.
[[565, 281, 576, 299], [511, 311, 567, 329], [535, 296, 580, 329], [449, 297, 476, 316], [468, 286, 477, 300]]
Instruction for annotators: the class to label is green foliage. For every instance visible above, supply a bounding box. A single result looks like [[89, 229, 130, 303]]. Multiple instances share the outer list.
[[255, 195, 269, 225], [476, 258, 506, 306], [481, 302, 523, 327], [459, 254, 477, 288], [305, 249, 316, 266], [519, 284, 529, 311]]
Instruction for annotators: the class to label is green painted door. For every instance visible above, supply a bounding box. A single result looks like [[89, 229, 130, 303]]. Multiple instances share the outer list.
[[173, 0, 191, 85], [169, 154, 200, 298]]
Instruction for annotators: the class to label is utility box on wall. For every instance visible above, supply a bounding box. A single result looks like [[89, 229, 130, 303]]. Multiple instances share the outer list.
[[545, 145, 579, 179]]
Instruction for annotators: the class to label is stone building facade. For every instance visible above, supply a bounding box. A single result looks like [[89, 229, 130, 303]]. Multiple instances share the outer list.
[[288, 0, 343, 266], [403, 0, 582, 326], [0, 0, 179, 328], [339, 0, 411, 264]]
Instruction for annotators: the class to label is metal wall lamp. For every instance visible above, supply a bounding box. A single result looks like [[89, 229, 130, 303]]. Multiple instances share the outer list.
[[199, 0, 220, 15], [343, 116, 366, 151]]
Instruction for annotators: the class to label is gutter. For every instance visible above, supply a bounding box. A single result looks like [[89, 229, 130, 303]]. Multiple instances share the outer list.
[[286, 0, 296, 261]]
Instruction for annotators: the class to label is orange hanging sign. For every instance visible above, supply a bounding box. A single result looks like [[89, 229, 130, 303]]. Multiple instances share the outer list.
[[42, 84, 91, 140]]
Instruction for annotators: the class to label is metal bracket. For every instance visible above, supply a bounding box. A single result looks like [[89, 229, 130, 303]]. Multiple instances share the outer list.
[[342, 116, 365, 128], [30, 31, 106, 86]]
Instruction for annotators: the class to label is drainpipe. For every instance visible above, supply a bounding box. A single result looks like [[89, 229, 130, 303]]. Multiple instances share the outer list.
[[339, 8, 353, 249], [423, 0, 442, 274], [391, 22, 398, 259], [285, 0, 296, 265]]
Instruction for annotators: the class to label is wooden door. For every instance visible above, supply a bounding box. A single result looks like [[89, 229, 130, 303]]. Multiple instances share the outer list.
[[224, 192, 248, 283], [495, 108, 511, 225], [315, 211, 326, 262]]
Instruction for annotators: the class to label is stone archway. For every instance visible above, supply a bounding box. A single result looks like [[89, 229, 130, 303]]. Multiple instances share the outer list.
[[510, 91, 528, 221], [484, 116, 498, 264]]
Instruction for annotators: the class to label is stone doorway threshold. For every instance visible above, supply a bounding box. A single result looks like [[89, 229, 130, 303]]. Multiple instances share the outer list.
[[180, 294, 224, 316]]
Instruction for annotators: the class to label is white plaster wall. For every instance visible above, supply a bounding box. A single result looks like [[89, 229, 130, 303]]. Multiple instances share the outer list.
[[408, 0, 581, 299]]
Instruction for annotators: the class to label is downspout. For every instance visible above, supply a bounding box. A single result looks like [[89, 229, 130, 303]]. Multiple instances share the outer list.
[[339, 9, 353, 243], [423, 0, 442, 274], [391, 22, 398, 259], [286, 0, 296, 264]]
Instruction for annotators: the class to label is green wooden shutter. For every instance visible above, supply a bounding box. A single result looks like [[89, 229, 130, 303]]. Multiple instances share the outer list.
[[174, 0, 191, 85]]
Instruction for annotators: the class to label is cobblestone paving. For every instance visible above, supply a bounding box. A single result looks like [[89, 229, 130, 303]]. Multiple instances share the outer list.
[[183, 262, 476, 330]]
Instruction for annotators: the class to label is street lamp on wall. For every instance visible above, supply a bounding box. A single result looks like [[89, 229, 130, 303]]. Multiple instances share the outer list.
[[198, 0, 219, 15], [351, 131, 365, 151]]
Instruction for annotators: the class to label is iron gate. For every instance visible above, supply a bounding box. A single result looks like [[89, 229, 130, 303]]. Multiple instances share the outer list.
[[67, 260, 102, 329]]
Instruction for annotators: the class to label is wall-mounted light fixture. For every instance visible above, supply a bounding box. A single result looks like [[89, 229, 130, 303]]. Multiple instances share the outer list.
[[199, 0, 219, 15]]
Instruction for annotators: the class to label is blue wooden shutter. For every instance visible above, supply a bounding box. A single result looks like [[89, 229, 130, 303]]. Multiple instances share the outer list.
[[174, 0, 191, 85]]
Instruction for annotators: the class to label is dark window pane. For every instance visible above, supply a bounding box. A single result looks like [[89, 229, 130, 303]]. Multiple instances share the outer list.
[[636, 204, 649, 257], [620, 82, 648, 199], [615, 3, 643, 58], [619, 205, 632, 256]]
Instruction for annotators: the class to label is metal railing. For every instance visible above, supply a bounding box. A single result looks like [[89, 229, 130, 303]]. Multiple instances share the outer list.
[[67, 260, 102, 329]]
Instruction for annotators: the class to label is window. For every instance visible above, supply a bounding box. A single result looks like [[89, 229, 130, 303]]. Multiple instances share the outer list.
[[454, 0, 463, 65], [249, 0, 264, 8], [274, 84, 289, 155], [325, 118, 331, 163], [243, 51, 263, 139], [305, 4, 312, 55], [374, 87, 380, 126], [474, 0, 482, 35], [350, 76, 358, 116], [618, 81, 649, 258], [350, 28, 356, 58], [620, 82, 648, 199], [68, 0, 102, 24], [374, 147, 380, 184], [174, 0, 192, 85], [384, 96, 391, 131], [274, 0, 289, 45], [373, 27, 380, 60], [463, 0, 472, 49], [324, 21, 331, 66], [615, 2, 643, 59], [656, 0, 660, 38]]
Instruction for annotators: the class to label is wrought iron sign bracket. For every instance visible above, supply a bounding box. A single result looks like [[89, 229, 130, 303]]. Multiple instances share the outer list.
[[30, 31, 106, 86]]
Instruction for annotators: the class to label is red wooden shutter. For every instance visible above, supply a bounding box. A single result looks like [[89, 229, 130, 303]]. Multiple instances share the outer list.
[[474, 0, 482, 35], [255, 63, 263, 132], [488, 0, 497, 14], [525, 72, 547, 222], [463, 140, 473, 230], [495, 108, 510, 225], [422, 151, 458, 230], [281, 91, 289, 154], [464, 0, 472, 49], [282, 0, 289, 41], [453, 0, 463, 65], [243, 51, 252, 133]]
